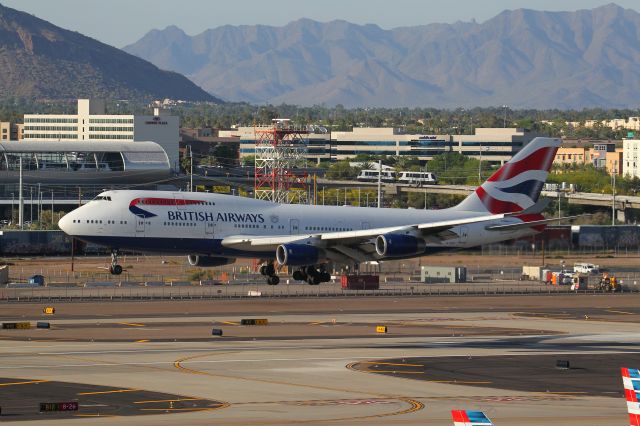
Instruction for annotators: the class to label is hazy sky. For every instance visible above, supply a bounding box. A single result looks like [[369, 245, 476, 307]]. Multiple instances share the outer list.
[[3, 0, 639, 47]]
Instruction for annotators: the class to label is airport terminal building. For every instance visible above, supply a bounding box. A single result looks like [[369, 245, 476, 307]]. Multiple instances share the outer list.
[[22, 99, 179, 170]]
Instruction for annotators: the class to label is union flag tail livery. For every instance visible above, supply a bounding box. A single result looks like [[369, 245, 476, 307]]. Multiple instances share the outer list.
[[457, 137, 561, 214], [622, 367, 640, 426], [451, 410, 494, 426]]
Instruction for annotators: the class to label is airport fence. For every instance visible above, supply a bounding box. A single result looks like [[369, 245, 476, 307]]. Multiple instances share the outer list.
[[0, 280, 636, 303]]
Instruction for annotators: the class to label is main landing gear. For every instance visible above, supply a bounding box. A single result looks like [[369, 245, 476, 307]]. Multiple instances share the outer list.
[[109, 250, 123, 275], [292, 266, 331, 285], [259, 262, 280, 285]]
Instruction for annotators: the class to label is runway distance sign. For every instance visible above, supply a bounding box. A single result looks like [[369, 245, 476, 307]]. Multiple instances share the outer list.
[[39, 402, 79, 412]]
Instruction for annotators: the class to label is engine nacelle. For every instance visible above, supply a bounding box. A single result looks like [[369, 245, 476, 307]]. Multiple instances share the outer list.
[[375, 233, 425, 258], [276, 244, 320, 266], [187, 255, 236, 267]]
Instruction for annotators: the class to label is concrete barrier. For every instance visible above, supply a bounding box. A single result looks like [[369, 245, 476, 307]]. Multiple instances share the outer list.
[[0, 265, 8, 285], [84, 281, 117, 288], [145, 281, 166, 287], [170, 281, 192, 287], [120, 281, 143, 287]]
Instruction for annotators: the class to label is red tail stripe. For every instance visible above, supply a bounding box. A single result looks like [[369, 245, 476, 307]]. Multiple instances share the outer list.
[[631, 413, 640, 426], [626, 388, 638, 402], [487, 146, 557, 182], [623, 368, 631, 378], [476, 186, 524, 214]]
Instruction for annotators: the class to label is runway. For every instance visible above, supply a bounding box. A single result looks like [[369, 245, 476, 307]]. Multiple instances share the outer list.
[[0, 294, 638, 425]]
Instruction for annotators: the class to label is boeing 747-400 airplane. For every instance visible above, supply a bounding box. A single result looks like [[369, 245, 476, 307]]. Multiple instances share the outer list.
[[59, 137, 564, 285]]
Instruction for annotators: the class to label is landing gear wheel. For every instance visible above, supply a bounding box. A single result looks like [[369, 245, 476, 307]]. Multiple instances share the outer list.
[[260, 265, 268, 276], [267, 275, 280, 285], [307, 274, 321, 285], [319, 272, 331, 282], [109, 250, 122, 275], [292, 270, 306, 281]]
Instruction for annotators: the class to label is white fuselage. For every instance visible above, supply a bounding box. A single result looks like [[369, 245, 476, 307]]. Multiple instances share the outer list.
[[58, 190, 537, 259]]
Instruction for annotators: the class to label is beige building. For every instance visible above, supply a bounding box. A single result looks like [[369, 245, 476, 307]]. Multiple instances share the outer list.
[[0, 122, 22, 141], [228, 126, 535, 164], [554, 141, 623, 175], [555, 147, 591, 166]]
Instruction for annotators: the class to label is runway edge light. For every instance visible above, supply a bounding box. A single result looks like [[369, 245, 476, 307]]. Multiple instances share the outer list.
[[376, 325, 388, 333]]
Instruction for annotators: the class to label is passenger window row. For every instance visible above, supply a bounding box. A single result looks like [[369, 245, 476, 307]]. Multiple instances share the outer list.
[[72, 219, 127, 224], [163, 222, 197, 227], [305, 226, 352, 232]]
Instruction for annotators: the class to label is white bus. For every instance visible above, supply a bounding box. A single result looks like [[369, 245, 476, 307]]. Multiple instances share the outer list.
[[356, 169, 397, 182], [398, 171, 437, 185]]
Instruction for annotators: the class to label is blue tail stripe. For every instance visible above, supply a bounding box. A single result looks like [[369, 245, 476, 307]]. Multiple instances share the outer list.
[[497, 179, 544, 200]]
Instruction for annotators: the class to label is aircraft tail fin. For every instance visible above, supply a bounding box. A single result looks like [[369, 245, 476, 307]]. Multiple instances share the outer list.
[[451, 410, 494, 426], [455, 137, 560, 214], [622, 367, 640, 426]]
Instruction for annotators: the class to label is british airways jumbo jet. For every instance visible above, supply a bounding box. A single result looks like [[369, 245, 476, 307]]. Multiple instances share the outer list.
[[58, 137, 563, 285]]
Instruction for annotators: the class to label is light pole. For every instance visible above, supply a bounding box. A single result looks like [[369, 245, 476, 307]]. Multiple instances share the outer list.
[[502, 105, 507, 128], [612, 161, 617, 226]]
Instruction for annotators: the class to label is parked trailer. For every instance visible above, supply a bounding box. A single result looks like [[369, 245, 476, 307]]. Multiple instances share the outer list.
[[341, 275, 380, 290]]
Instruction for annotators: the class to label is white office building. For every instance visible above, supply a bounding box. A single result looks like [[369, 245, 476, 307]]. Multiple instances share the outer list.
[[623, 139, 640, 178], [22, 99, 179, 170]]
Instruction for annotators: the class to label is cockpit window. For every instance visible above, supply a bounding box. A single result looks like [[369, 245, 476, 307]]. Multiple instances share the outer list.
[[92, 195, 112, 201]]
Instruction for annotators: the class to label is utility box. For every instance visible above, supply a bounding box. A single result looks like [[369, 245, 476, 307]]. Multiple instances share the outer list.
[[420, 266, 466, 283], [341, 275, 379, 290], [28, 274, 45, 286], [522, 265, 542, 281]]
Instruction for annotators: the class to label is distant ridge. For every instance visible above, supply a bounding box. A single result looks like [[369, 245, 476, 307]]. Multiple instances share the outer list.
[[0, 3, 221, 102], [124, 4, 640, 108]]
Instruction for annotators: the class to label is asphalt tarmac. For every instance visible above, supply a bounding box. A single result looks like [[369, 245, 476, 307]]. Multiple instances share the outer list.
[[0, 294, 637, 425]]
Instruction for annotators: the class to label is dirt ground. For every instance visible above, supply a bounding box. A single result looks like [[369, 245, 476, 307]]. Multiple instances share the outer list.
[[0, 252, 638, 283]]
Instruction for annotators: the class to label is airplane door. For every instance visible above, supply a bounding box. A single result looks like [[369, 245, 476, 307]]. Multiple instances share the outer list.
[[175, 194, 185, 210], [135, 216, 145, 235], [205, 221, 215, 236], [361, 221, 370, 230], [290, 219, 300, 235]]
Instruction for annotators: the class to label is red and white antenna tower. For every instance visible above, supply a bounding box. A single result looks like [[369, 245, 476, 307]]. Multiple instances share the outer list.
[[254, 119, 308, 203]]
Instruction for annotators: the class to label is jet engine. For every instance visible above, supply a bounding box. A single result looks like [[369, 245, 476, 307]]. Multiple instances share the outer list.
[[276, 244, 320, 266], [375, 233, 425, 258], [187, 255, 236, 267]]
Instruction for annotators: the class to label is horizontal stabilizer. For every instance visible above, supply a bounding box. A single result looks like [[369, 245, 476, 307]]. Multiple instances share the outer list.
[[485, 215, 584, 231]]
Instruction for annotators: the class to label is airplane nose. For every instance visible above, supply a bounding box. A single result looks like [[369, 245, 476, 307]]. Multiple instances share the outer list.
[[58, 212, 74, 235]]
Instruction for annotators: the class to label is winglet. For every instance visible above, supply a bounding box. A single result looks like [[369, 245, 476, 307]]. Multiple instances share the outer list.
[[452, 410, 494, 425], [621, 367, 640, 426]]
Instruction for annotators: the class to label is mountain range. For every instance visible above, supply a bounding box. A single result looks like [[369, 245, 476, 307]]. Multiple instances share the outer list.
[[124, 3, 640, 108], [0, 3, 218, 102]]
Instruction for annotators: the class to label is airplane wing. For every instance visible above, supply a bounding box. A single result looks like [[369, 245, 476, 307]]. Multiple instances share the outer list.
[[451, 410, 494, 426], [221, 212, 509, 262], [621, 367, 640, 426]]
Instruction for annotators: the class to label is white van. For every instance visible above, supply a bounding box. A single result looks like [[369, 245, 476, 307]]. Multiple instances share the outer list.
[[573, 263, 599, 274], [398, 171, 437, 186]]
